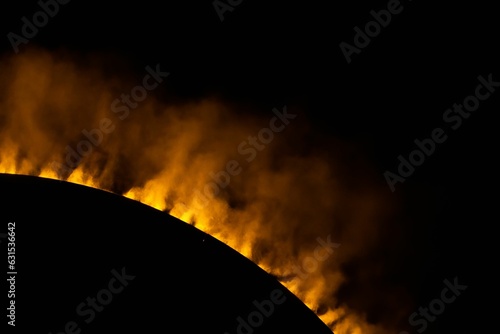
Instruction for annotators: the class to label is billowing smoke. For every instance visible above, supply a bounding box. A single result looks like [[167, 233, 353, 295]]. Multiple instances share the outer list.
[[0, 48, 414, 332]]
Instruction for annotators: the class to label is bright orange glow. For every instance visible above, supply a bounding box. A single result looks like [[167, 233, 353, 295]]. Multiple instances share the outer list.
[[0, 48, 405, 333]]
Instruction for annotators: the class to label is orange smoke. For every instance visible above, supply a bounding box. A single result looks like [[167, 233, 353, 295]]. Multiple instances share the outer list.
[[0, 48, 412, 332]]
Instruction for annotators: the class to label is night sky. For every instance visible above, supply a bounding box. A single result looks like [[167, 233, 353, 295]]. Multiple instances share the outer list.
[[1, 0, 496, 332]]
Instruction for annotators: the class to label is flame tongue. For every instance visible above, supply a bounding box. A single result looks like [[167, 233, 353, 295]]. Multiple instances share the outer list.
[[0, 48, 405, 333]]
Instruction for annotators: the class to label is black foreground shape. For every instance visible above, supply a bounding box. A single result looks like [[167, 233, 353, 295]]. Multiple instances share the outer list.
[[0, 173, 333, 334]]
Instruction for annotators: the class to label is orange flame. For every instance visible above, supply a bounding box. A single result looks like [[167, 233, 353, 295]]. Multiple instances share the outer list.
[[0, 48, 409, 333]]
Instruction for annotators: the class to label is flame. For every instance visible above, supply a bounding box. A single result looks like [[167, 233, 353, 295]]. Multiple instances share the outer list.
[[0, 48, 410, 333]]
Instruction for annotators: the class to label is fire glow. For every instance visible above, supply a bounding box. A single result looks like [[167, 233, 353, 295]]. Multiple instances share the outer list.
[[0, 49, 410, 333]]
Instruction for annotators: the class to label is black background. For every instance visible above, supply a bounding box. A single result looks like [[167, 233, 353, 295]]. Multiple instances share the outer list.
[[1, 0, 496, 332]]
